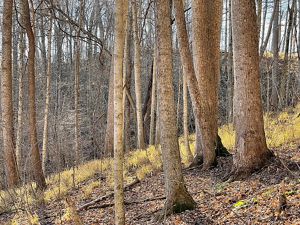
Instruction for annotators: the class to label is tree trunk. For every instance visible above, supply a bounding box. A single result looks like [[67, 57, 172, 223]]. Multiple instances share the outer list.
[[257, 0, 263, 35], [1, 0, 19, 188], [105, 62, 114, 156], [270, 0, 280, 110], [176, 73, 182, 128], [21, 0, 46, 189], [155, 93, 160, 145], [260, 0, 277, 58], [280, 0, 296, 109], [123, 10, 132, 151], [173, 0, 229, 167], [42, 13, 53, 174], [227, 0, 234, 123], [156, 0, 195, 216], [182, 73, 193, 163], [231, 0, 273, 179], [15, 31, 25, 174], [191, 0, 222, 169], [149, 48, 157, 145], [260, 0, 268, 49], [113, 0, 128, 224], [132, 0, 145, 149], [74, 0, 84, 165]]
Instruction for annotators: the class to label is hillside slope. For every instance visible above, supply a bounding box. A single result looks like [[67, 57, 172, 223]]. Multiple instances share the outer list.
[[1, 105, 300, 224]]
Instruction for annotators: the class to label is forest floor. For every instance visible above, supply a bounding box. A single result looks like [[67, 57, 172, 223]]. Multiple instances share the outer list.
[[1, 106, 300, 225]]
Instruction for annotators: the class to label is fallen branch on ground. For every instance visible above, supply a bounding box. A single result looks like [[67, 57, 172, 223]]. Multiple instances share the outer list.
[[86, 195, 166, 210], [77, 178, 140, 211]]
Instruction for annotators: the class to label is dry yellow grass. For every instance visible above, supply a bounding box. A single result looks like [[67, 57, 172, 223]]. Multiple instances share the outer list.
[[3, 104, 300, 222]]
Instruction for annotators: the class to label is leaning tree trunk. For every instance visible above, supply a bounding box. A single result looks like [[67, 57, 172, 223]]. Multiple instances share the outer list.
[[113, 0, 128, 224], [231, 0, 273, 179], [21, 0, 46, 189], [1, 0, 19, 188], [156, 0, 195, 216], [132, 0, 145, 149]]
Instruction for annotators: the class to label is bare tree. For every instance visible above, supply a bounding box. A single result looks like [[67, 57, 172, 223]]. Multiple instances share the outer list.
[[230, 0, 273, 179], [132, 0, 145, 149], [113, 0, 128, 224], [1, 0, 20, 187], [21, 0, 46, 189], [15, 31, 25, 173], [149, 48, 157, 145], [42, 11, 53, 173], [74, 0, 85, 164], [156, 0, 195, 215], [270, 0, 280, 110]]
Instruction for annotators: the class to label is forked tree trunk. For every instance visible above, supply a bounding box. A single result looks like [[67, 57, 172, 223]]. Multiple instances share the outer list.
[[42, 13, 53, 174], [21, 0, 46, 189], [113, 0, 128, 224], [132, 0, 145, 149], [174, 0, 228, 168], [1, 0, 19, 188], [191, 0, 222, 169], [231, 0, 273, 179], [156, 0, 195, 216]]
